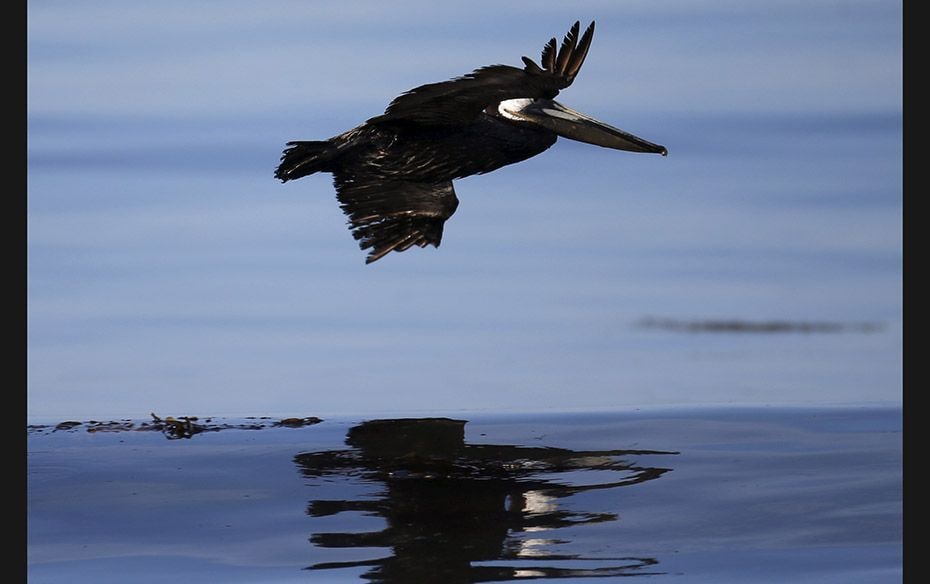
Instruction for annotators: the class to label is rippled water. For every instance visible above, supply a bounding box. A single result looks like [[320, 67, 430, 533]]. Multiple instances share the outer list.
[[27, 407, 901, 582]]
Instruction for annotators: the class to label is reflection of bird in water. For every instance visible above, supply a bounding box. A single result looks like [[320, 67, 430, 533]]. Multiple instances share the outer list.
[[295, 418, 677, 581], [275, 21, 667, 263]]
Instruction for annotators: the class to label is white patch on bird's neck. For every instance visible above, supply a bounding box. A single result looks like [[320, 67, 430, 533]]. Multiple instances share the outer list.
[[496, 98, 534, 121], [540, 106, 577, 121]]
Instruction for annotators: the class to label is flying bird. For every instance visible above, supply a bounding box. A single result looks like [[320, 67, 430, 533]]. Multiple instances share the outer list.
[[275, 21, 667, 264]]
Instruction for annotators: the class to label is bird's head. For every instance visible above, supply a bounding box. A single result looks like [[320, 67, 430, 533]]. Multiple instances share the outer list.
[[494, 97, 667, 156]]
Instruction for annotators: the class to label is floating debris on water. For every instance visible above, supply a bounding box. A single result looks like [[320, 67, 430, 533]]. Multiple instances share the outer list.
[[636, 317, 884, 334], [27, 413, 323, 438], [148, 413, 204, 439], [54, 421, 83, 431], [276, 417, 322, 428]]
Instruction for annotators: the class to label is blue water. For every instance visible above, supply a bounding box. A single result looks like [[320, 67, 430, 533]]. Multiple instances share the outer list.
[[26, 1, 901, 420], [26, 5, 903, 580], [27, 407, 902, 582]]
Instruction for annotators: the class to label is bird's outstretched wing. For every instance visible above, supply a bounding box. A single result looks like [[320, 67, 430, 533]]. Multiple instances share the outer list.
[[332, 176, 460, 264], [367, 21, 595, 127]]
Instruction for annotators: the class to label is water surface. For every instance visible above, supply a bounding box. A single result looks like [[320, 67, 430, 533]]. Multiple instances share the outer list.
[[27, 406, 902, 582]]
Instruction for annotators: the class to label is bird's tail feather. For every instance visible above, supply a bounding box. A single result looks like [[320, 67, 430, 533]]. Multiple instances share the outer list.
[[275, 140, 338, 182]]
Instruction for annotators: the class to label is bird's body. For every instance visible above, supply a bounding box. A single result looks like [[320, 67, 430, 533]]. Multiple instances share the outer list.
[[276, 21, 666, 263], [290, 115, 556, 182]]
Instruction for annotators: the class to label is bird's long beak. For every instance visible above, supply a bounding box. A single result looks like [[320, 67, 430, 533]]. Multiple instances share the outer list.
[[516, 99, 667, 156]]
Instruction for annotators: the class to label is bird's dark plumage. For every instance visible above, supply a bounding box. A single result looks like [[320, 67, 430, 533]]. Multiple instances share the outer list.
[[276, 21, 666, 264]]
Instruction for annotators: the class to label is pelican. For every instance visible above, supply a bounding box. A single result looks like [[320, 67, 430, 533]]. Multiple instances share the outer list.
[[275, 21, 667, 264]]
